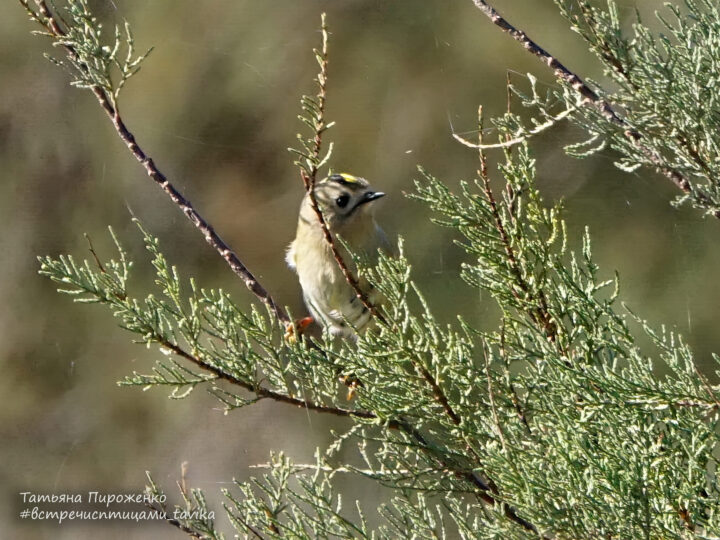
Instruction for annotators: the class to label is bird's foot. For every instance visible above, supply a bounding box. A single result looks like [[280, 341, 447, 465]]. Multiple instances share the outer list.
[[284, 317, 314, 343], [339, 374, 364, 401]]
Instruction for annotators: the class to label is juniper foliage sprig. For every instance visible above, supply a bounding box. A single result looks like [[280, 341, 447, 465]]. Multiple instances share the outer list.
[[145, 471, 224, 540], [289, 12, 335, 180], [21, 0, 152, 108], [26, 0, 720, 537], [488, 0, 720, 216], [40, 136, 720, 537], [413, 138, 720, 537], [38, 220, 343, 411]]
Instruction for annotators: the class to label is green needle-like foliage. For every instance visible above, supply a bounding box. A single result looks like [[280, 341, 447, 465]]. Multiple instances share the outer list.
[[40, 137, 720, 537], [496, 0, 720, 216], [20, 0, 152, 108], [24, 0, 720, 537]]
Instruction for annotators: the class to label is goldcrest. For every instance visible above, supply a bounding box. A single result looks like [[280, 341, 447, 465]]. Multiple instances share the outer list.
[[286, 173, 388, 338]]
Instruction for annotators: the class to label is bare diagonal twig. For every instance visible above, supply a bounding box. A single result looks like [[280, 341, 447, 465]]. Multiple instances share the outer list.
[[22, 4, 544, 534], [469, 0, 720, 217], [159, 337, 376, 420], [21, 0, 290, 324], [298, 14, 385, 324]]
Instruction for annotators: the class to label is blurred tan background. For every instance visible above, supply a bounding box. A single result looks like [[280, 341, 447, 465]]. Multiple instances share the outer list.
[[3, 1, 720, 538]]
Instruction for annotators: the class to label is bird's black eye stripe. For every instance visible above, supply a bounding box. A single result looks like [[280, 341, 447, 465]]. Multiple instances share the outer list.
[[336, 194, 350, 208]]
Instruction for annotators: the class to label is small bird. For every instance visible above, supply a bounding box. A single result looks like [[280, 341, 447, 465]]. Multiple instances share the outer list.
[[286, 173, 389, 338]]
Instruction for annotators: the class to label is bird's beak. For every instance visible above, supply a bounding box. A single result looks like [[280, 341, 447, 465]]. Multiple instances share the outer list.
[[351, 191, 386, 213], [362, 191, 385, 204]]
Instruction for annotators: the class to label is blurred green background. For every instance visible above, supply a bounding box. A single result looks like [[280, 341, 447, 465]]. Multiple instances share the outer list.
[[3, 1, 720, 538]]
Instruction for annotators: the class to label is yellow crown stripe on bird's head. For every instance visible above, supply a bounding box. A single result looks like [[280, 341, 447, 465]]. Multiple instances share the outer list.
[[328, 173, 360, 185], [338, 173, 359, 183]]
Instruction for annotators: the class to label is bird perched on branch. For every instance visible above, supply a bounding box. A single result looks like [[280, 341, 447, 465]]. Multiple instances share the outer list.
[[287, 173, 388, 338]]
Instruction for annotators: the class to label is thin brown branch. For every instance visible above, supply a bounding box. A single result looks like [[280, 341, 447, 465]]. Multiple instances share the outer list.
[[477, 106, 559, 343], [572, 3, 720, 209], [484, 344, 508, 452], [469, 0, 720, 218], [234, 514, 268, 540], [106, 107, 289, 324], [306, 14, 331, 183], [299, 14, 385, 324], [414, 360, 462, 425], [389, 418, 544, 536], [500, 322, 533, 436], [393, 339, 542, 535], [22, 0, 290, 325], [168, 333, 528, 527], [159, 337, 376, 420], [469, 1, 620, 122], [304, 171, 386, 324], [84, 233, 106, 274], [164, 335, 541, 534], [145, 498, 228, 540], [153, 512, 207, 539], [391, 349, 528, 530], [691, 364, 720, 409], [144, 485, 216, 540], [300, 23, 469, 494]]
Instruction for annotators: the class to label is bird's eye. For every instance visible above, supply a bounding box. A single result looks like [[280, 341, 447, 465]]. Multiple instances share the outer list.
[[336, 194, 350, 208]]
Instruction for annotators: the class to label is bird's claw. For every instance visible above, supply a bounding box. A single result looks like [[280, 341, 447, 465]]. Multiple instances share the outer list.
[[339, 374, 364, 400], [284, 317, 314, 343]]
